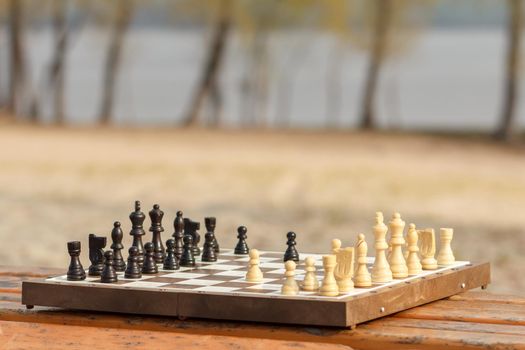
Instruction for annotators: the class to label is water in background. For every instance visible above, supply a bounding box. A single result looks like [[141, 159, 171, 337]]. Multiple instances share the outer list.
[[20, 27, 525, 130]]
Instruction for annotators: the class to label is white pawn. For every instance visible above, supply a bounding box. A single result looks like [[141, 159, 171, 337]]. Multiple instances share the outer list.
[[301, 256, 319, 291], [406, 224, 422, 275], [281, 260, 299, 295], [437, 228, 455, 266], [388, 212, 408, 279], [354, 233, 372, 287], [246, 249, 263, 282], [331, 239, 341, 254], [319, 255, 339, 296], [371, 212, 393, 283]]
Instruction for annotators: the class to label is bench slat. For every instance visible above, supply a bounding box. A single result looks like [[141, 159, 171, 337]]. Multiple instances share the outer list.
[[0, 320, 352, 350]]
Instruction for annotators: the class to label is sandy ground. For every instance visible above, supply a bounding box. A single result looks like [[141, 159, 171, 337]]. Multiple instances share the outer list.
[[0, 124, 524, 295]]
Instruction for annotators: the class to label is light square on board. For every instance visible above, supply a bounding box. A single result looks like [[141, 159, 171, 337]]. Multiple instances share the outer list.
[[199, 264, 244, 271], [259, 262, 284, 269], [122, 281, 170, 288], [177, 279, 223, 286], [195, 286, 238, 293], [162, 272, 209, 279], [230, 277, 277, 284], [245, 283, 282, 290], [215, 270, 247, 277]]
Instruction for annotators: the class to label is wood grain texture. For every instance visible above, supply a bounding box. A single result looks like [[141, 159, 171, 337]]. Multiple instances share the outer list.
[[1, 266, 525, 350], [0, 320, 352, 350]]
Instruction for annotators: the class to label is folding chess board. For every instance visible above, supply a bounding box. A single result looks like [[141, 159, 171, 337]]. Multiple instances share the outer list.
[[22, 249, 490, 328]]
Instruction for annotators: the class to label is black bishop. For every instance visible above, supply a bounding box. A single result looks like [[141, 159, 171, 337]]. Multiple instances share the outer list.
[[129, 201, 146, 267], [111, 221, 126, 271]]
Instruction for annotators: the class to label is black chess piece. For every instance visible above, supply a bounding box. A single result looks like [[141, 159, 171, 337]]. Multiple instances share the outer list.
[[172, 211, 184, 260], [111, 221, 126, 272], [283, 231, 299, 262], [163, 239, 179, 270], [129, 200, 146, 267], [184, 218, 201, 256], [142, 242, 158, 274], [124, 246, 142, 279], [100, 251, 118, 283], [179, 235, 195, 267], [149, 204, 165, 264], [66, 241, 86, 281], [205, 217, 220, 253], [88, 234, 107, 276], [234, 226, 249, 255], [201, 230, 217, 262]]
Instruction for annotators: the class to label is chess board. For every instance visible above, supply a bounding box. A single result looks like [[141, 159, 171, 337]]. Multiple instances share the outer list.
[[22, 249, 490, 328]]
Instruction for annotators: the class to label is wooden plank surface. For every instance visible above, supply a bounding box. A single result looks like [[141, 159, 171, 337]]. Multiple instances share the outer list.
[[1, 266, 525, 350], [0, 320, 352, 350]]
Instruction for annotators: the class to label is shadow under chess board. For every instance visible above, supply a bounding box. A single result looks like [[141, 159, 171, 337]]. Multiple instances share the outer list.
[[22, 249, 490, 327]]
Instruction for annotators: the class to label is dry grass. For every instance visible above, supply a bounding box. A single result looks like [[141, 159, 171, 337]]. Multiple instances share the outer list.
[[0, 124, 524, 294]]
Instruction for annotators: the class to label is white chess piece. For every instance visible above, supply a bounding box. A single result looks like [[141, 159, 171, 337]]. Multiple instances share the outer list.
[[420, 228, 438, 270], [331, 239, 341, 254], [354, 233, 372, 287], [334, 247, 354, 292], [301, 256, 319, 291], [406, 224, 422, 276], [388, 213, 408, 279], [319, 255, 339, 296], [281, 260, 299, 295], [437, 228, 455, 266], [245, 248, 263, 282], [371, 212, 393, 283]]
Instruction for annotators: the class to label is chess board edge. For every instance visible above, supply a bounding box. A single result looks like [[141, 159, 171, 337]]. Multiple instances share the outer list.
[[21, 261, 490, 328]]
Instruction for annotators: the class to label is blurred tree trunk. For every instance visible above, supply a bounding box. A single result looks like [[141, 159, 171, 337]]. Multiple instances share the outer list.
[[326, 41, 344, 128], [360, 0, 391, 130], [49, 0, 68, 125], [183, 0, 231, 127], [496, 0, 523, 141], [7, 0, 25, 118], [99, 0, 134, 125], [253, 32, 269, 128]]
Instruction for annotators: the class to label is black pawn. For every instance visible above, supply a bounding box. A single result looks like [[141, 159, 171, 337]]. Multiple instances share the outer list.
[[283, 231, 299, 262], [101, 251, 118, 283], [149, 204, 165, 264], [142, 242, 158, 274], [88, 234, 107, 276], [179, 235, 195, 267], [234, 226, 249, 255], [67, 241, 86, 281], [172, 211, 184, 260], [201, 231, 217, 262], [124, 246, 142, 279], [163, 239, 179, 270], [129, 200, 146, 267], [111, 221, 126, 272], [205, 217, 220, 253]]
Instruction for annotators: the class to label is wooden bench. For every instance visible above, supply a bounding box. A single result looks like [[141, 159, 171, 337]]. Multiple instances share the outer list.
[[0, 266, 524, 349]]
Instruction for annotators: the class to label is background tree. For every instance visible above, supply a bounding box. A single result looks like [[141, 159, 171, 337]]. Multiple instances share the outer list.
[[99, 0, 134, 125], [6, 0, 25, 117], [182, 0, 232, 127], [496, 0, 523, 141], [49, 0, 68, 124], [354, 0, 435, 130]]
